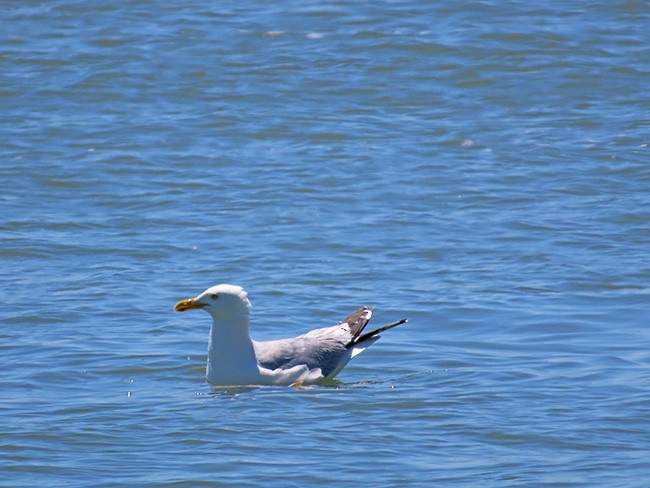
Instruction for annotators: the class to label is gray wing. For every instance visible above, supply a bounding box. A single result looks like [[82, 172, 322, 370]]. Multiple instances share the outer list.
[[253, 307, 374, 378]]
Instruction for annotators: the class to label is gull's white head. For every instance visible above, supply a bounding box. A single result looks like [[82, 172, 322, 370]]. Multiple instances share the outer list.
[[174, 284, 252, 318]]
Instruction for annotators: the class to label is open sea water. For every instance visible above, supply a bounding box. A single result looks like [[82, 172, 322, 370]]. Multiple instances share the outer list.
[[1, 1, 649, 486]]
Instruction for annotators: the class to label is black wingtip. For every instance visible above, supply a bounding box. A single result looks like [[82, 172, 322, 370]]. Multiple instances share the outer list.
[[352, 317, 408, 345]]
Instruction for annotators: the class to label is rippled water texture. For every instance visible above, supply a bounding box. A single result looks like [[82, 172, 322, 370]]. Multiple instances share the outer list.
[[1, 1, 649, 486]]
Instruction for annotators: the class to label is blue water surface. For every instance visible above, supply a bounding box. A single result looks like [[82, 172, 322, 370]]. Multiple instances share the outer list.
[[1, 1, 649, 486]]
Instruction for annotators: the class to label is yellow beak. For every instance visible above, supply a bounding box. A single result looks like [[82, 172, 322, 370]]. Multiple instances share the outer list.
[[174, 298, 207, 312]]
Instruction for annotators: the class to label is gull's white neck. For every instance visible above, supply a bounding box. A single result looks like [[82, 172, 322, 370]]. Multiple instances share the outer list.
[[206, 312, 260, 385]]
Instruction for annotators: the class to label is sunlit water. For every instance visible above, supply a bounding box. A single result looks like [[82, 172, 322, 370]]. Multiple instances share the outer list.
[[2, 1, 649, 486]]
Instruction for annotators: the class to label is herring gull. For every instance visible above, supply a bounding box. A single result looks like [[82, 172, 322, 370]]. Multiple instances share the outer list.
[[174, 284, 407, 386]]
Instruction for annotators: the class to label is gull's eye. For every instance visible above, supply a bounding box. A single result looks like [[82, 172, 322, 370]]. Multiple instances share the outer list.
[[210, 293, 219, 300]]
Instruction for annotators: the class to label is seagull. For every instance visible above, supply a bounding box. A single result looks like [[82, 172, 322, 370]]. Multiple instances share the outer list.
[[174, 284, 407, 387]]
